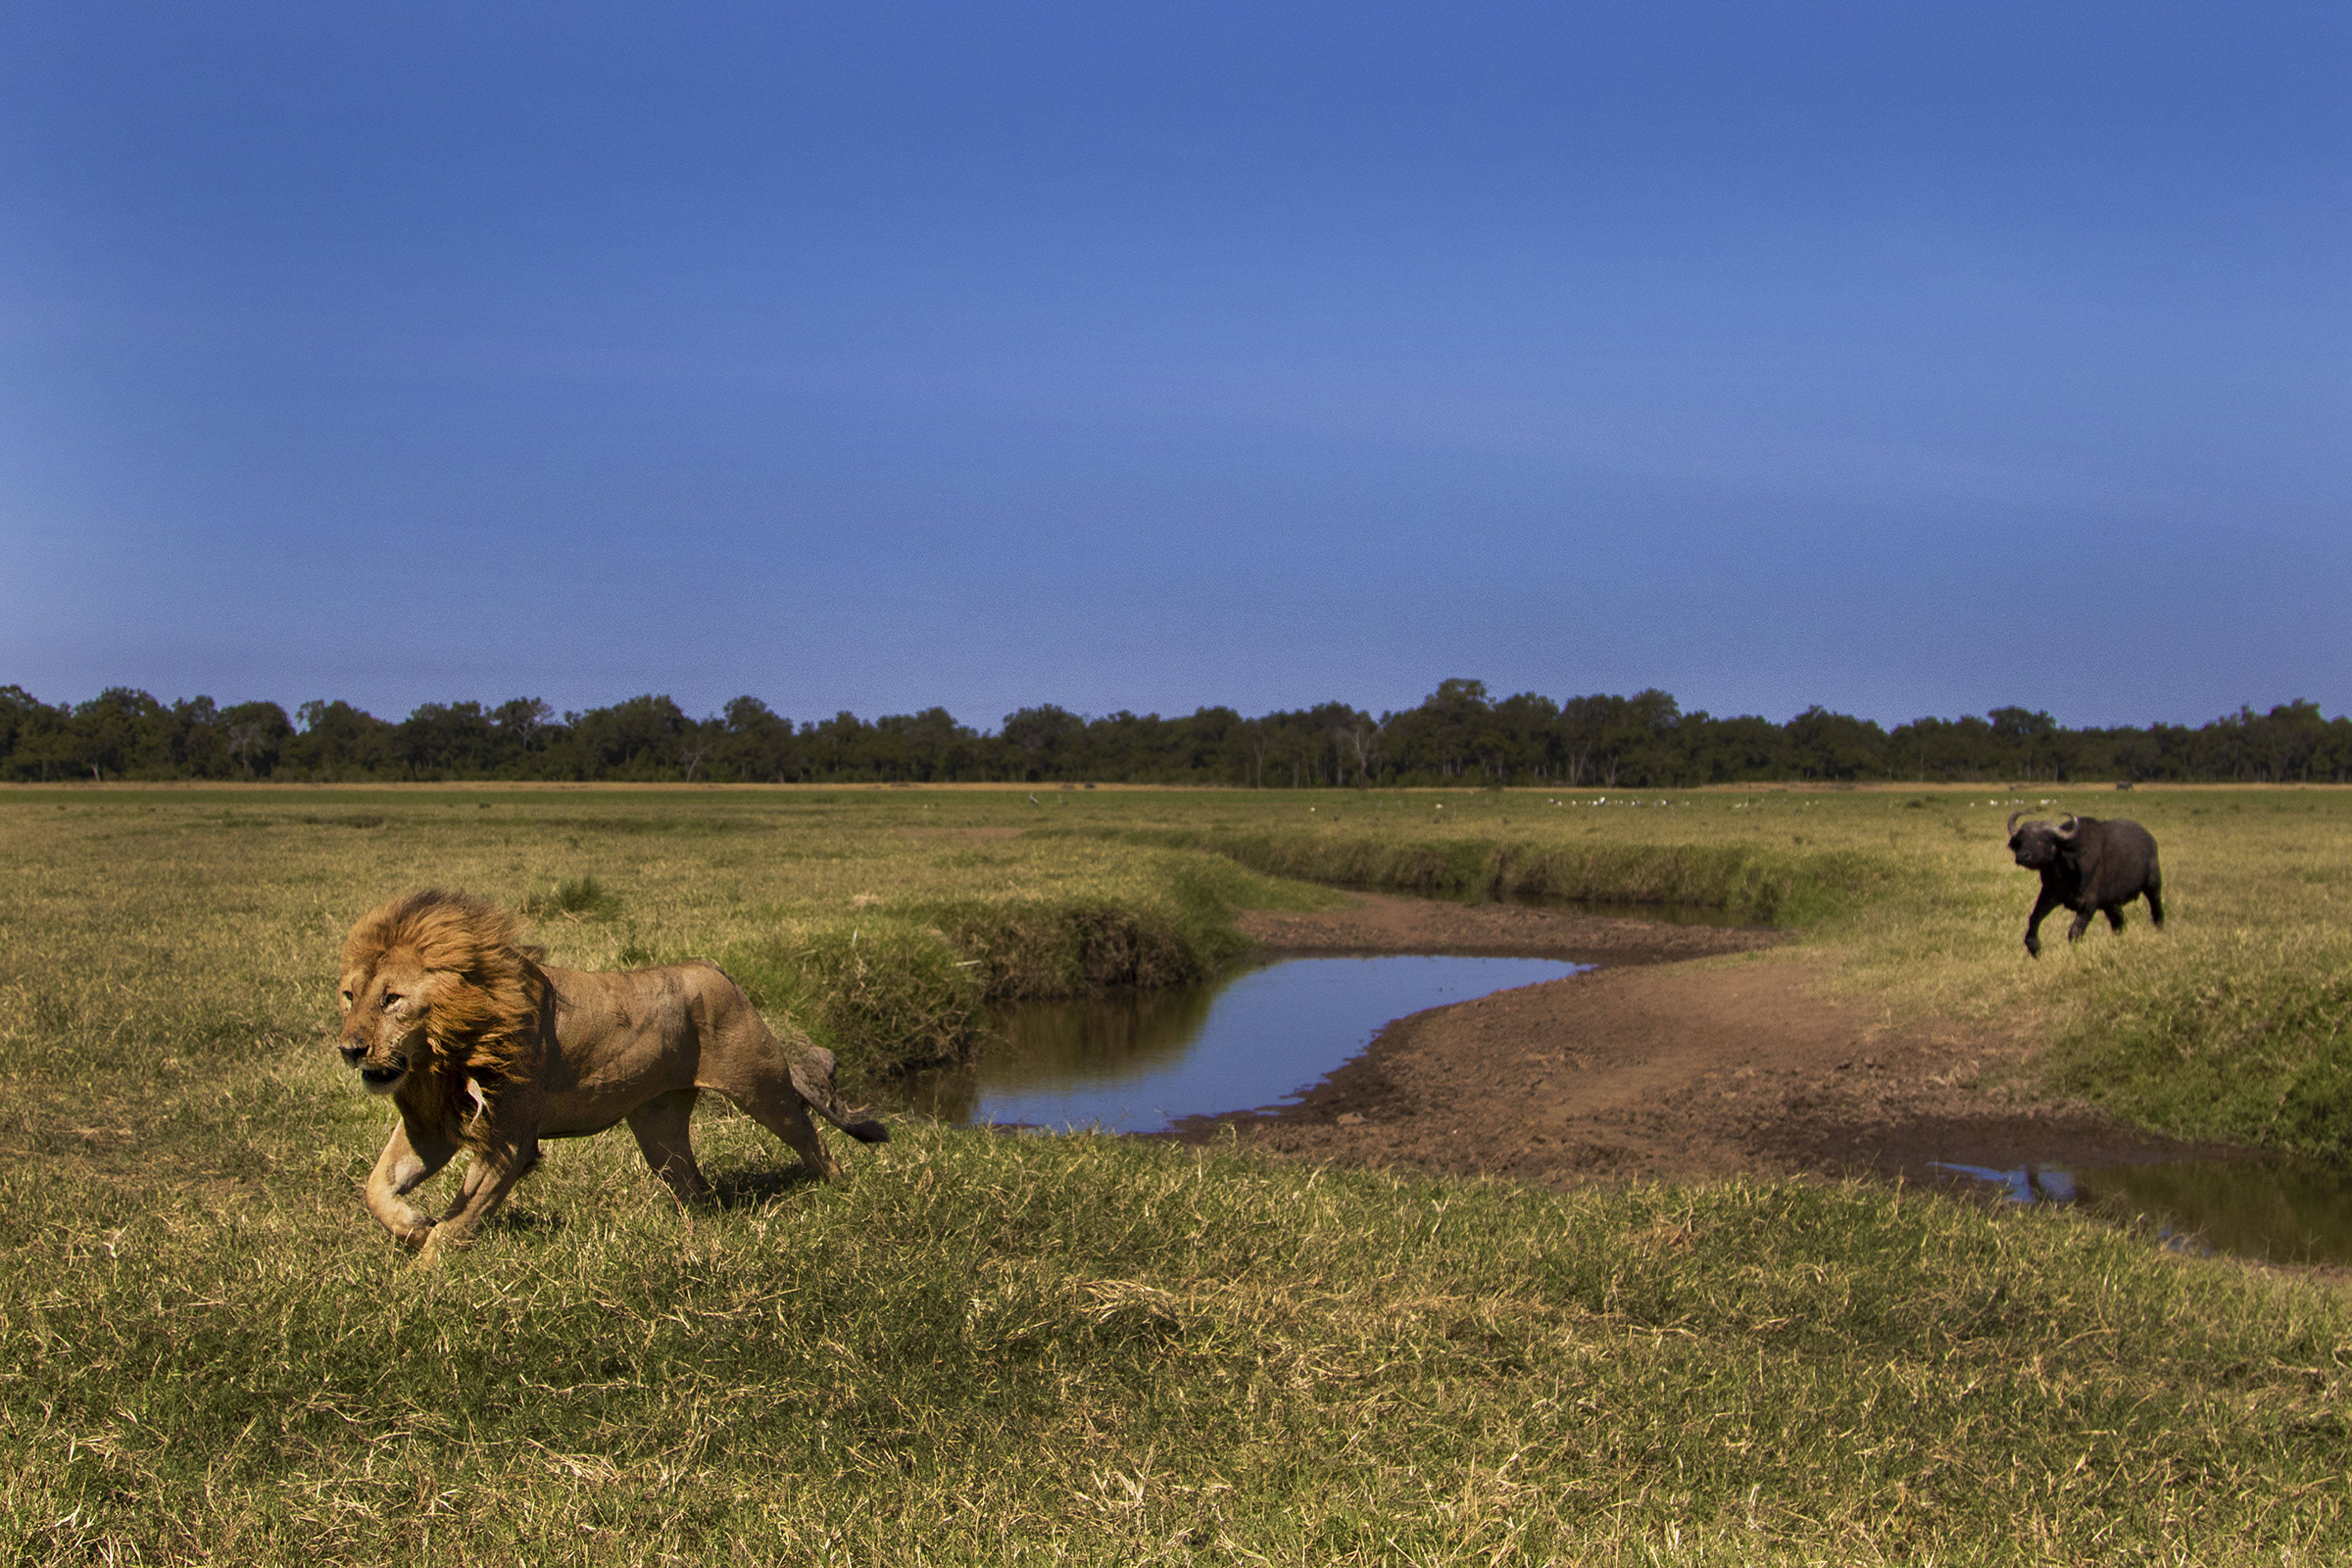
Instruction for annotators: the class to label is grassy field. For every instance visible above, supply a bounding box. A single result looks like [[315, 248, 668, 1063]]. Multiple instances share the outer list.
[[4, 782, 2352, 1563], [1117, 783, 2352, 1156]]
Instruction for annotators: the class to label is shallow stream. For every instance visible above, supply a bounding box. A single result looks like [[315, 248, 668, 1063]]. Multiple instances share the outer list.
[[900, 954, 1584, 1134], [898, 893, 2352, 1268]]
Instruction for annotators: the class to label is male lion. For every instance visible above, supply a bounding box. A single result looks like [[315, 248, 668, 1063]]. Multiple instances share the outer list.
[[335, 889, 886, 1261]]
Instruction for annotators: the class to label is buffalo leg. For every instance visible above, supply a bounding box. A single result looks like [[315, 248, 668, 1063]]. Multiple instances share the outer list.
[[626, 1088, 711, 1203], [2104, 905, 2126, 933], [2024, 887, 2065, 957], [2146, 884, 2165, 929]]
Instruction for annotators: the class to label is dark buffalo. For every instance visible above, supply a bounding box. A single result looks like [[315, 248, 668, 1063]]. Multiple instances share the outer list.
[[2006, 811, 2165, 958]]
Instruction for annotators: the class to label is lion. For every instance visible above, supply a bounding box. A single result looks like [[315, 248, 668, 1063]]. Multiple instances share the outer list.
[[334, 888, 886, 1261]]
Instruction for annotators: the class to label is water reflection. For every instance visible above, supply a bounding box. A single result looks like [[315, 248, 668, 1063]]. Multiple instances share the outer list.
[[1929, 1163, 2079, 1205], [2087, 1160, 2352, 1265], [1931, 1157, 2352, 1265], [903, 955, 1584, 1134]]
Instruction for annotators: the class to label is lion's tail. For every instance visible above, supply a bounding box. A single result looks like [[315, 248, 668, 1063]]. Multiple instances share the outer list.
[[787, 1047, 891, 1144]]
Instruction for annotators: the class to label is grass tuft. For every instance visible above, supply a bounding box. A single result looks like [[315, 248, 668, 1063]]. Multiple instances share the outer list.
[[521, 874, 621, 922]]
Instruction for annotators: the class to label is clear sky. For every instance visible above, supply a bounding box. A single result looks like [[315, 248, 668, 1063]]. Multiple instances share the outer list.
[[3, 2, 2345, 731]]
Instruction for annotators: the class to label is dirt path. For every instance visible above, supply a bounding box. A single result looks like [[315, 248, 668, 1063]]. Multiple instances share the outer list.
[[1170, 893, 2231, 1186]]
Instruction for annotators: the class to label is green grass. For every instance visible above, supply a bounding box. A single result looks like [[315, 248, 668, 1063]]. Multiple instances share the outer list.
[[521, 873, 622, 922], [1047, 783, 2352, 1160], [10, 1119, 2352, 1564], [5, 782, 2352, 1562], [1086, 820, 1887, 925]]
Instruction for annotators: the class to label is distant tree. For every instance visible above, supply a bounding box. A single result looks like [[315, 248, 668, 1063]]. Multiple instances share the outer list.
[[158, 696, 227, 777], [1000, 705, 1086, 782], [803, 711, 873, 779], [221, 701, 294, 778], [1334, 710, 1383, 785], [1384, 679, 1491, 781], [716, 696, 798, 781], [1483, 692, 1561, 782], [17, 675, 2352, 787], [490, 698, 555, 761], [1559, 693, 1668, 788], [2253, 700, 2330, 782], [399, 701, 500, 777], [1783, 706, 1888, 781], [1251, 707, 1342, 788], [0, 685, 71, 780], [876, 707, 981, 781], [1172, 706, 1250, 785], [1086, 710, 1157, 780], [1988, 706, 2061, 781], [1622, 689, 1684, 784], [1286, 700, 1375, 786], [71, 688, 167, 780], [1888, 714, 1997, 782], [675, 717, 721, 782], [287, 700, 399, 780], [571, 695, 690, 779], [1682, 712, 1787, 783]]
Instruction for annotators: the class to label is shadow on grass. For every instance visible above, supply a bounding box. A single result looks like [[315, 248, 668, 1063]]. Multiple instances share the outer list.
[[486, 1205, 568, 1237], [705, 1165, 828, 1208]]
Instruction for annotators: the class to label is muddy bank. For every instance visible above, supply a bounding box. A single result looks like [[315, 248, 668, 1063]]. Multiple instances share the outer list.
[[1170, 892, 2235, 1187]]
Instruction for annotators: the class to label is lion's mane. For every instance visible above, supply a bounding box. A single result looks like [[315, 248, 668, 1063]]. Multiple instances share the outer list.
[[341, 888, 547, 1105]]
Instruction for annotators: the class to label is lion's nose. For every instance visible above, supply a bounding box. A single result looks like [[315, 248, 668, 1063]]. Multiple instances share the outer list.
[[339, 1042, 366, 1066]]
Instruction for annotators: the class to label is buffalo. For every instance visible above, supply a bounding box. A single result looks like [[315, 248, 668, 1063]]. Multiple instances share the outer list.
[[2005, 811, 2165, 958]]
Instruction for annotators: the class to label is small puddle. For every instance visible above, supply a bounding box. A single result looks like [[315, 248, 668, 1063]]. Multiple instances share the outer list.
[[902, 955, 1584, 1134], [1931, 1158, 2352, 1265]]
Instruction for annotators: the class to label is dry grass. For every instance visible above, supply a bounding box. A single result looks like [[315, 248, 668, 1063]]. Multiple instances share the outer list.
[[9, 1117, 2352, 1565], [4, 783, 2352, 1563]]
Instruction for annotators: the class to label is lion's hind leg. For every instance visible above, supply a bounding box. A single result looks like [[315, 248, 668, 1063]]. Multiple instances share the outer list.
[[626, 1088, 713, 1204], [707, 1062, 842, 1181], [695, 976, 851, 1181]]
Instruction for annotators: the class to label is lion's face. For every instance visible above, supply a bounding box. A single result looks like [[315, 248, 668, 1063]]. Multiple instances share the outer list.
[[337, 949, 434, 1094]]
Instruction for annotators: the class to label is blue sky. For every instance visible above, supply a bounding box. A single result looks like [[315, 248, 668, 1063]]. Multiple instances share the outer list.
[[3, 2, 2345, 731]]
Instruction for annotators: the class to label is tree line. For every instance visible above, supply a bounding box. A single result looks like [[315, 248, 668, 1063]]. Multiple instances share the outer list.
[[3, 679, 2347, 788]]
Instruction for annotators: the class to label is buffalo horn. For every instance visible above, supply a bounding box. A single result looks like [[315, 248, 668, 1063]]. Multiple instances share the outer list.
[[2006, 810, 2026, 833], [2058, 814, 2079, 836]]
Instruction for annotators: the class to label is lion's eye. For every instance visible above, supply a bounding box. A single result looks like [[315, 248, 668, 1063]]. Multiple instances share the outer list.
[[381, 992, 402, 1009]]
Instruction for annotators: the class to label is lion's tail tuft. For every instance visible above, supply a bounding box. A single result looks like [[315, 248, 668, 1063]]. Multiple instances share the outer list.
[[788, 1047, 892, 1145]]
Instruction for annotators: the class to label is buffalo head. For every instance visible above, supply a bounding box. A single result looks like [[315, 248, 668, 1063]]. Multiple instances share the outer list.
[[2006, 811, 2078, 871]]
